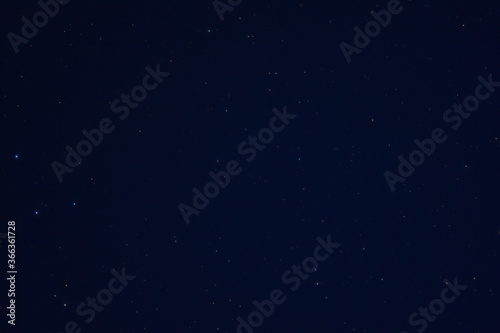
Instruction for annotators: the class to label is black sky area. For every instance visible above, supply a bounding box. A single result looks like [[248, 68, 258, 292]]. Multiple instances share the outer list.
[[1, 1, 499, 332]]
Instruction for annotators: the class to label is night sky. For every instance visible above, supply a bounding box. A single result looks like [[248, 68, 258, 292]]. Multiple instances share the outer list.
[[1, 0, 499, 332]]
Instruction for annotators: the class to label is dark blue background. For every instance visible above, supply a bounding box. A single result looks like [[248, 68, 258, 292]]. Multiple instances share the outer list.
[[1, 0, 499, 332]]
